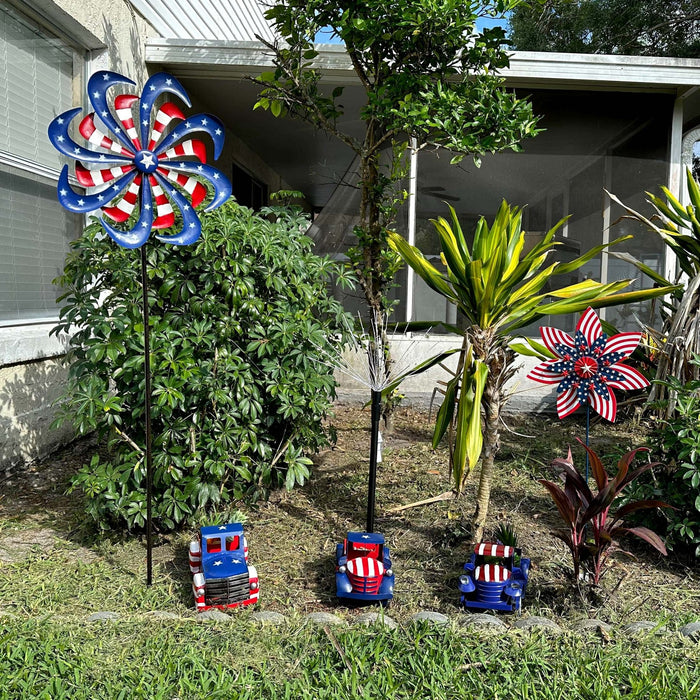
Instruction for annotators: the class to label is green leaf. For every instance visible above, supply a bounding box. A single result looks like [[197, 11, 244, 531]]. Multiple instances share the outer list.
[[432, 377, 457, 449]]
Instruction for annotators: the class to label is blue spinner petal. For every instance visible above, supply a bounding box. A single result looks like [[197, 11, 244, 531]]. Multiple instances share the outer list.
[[591, 377, 610, 400], [161, 162, 232, 211], [48, 109, 130, 165], [590, 334, 607, 354], [87, 71, 137, 152], [100, 176, 153, 249], [56, 166, 136, 213], [139, 72, 191, 147], [152, 174, 202, 246], [155, 113, 227, 160]]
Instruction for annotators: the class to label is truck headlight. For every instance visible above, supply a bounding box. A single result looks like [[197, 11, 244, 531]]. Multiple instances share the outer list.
[[385, 568, 393, 577], [250, 581, 259, 590], [459, 575, 470, 586], [338, 565, 346, 574]]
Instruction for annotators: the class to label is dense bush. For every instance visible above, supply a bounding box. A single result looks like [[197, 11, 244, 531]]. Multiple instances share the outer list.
[[630, 358, 700, 557], [52, 200, 352, 530]]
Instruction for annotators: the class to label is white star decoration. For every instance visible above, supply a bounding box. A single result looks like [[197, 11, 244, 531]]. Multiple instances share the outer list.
[[139, 153, 156, 169]]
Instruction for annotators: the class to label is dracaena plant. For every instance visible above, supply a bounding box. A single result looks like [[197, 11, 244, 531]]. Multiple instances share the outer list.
[[388, 200, 674, 540], [540, 440, 669, 584]]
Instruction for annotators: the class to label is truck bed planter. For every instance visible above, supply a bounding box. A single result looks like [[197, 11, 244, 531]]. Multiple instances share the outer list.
[[189, 524, 259, 611], [459, 542, 530, 613], [335, 531, 394, 604]]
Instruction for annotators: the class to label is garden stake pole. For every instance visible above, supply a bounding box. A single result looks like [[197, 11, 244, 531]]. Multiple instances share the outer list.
[[48, 71, 232, 593], [141, 245, 154, 587], [585, 402, 590, 483], [367, 388, 382, 533]]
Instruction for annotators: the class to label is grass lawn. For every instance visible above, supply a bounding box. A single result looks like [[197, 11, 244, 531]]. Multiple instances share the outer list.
[[0, 405, 698, 697], [0, 617, 698, 699]]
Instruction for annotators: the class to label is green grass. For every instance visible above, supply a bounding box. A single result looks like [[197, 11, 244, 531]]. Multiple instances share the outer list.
[[0, 618, 698, 699]]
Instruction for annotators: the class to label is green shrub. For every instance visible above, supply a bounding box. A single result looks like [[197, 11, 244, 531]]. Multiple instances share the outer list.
[[52, 200, 352, 530], [632, 357, 700, 557]]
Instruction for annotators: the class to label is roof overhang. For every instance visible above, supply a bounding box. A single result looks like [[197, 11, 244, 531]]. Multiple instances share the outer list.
[[146, 39, 700, 92], [143, 40, 700, 208]]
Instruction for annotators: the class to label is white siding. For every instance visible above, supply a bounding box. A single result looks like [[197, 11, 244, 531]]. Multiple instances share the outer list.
[[129, 0, 275, 42]]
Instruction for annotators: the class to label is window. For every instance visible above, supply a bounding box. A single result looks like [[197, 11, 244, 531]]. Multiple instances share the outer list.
[[0, 4, 84, 326], [231, 162, 268, 210], [206, 537, 222, 553]]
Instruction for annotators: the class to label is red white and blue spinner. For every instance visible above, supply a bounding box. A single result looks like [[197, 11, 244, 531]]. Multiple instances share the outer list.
[[527, 307, 648, 422], [47, 71, 231, 248]]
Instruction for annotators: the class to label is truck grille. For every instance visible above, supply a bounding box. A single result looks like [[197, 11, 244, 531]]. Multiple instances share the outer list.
[[205, 572, 250, 606], [348, 572, 382, 595]]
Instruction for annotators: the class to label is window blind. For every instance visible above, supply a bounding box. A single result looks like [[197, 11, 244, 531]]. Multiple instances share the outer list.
[[0, 5, 82, 324]]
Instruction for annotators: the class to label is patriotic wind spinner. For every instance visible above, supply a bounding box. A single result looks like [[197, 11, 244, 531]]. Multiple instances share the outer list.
[[527, 307, 648, 422], [47, 71, 231, 248]]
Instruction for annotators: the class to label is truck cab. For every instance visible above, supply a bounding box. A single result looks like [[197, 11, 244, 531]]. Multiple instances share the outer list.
[[189, 523, 259, 611], [459, 542, 530, 612]]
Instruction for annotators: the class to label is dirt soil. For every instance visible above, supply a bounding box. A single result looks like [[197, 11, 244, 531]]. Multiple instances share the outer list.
[[1, 403, 698, 623]]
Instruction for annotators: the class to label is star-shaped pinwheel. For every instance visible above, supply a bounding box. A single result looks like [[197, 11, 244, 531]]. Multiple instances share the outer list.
[[527, 307, 648, 422], [48, 71, 231, 249]]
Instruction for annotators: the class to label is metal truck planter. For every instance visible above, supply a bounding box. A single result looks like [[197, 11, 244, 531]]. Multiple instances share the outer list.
[[336, 531, 394, 604], [459, 542, 530, 612], [189, 524, 259, 611]]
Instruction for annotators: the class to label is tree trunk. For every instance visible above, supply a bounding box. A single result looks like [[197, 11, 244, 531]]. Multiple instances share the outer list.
[[472, 371, 501, 543]]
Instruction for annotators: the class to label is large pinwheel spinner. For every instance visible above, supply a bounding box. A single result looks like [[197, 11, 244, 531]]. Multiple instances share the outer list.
[[527, 307, 648, 422], [48, 71, 231, 248]]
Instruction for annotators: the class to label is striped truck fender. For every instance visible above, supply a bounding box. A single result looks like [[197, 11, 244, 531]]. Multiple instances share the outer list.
[[189, 540, 202, 574], [193, 572, 206, 610], [248, 564, 260, 602]]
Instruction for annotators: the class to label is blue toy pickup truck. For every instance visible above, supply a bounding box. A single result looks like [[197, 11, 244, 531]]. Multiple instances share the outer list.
[[459, 542, 530, 612], [336, 531, 394, 604], [189, 523, 259, 611]]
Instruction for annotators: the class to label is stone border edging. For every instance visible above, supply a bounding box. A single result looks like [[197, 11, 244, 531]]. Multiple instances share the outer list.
[[75, 608, 700, 641]]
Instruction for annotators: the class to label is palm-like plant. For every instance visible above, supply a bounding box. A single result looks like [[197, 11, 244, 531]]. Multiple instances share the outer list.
[[607, 168, 700, 416], [388, 201, 675, 540]]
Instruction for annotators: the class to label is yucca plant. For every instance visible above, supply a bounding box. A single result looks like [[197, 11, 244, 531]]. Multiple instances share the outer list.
[[607, 168, 700, 416], [388, 200, 675, 540], [540, 440, 669, 584]]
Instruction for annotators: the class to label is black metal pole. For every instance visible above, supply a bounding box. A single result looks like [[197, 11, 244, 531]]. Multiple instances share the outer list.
[[140, 245, 153, 586], [367, 389, 382, 533], [585, 402, 590, 484]]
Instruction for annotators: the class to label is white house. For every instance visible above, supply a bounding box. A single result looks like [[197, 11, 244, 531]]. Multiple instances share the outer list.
[[3, 0, 700, 465]]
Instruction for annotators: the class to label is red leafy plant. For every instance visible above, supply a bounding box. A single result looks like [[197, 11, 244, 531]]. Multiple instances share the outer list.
[[540, 440, 670, 584]]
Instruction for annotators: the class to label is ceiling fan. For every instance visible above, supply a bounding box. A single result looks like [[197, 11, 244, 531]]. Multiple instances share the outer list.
[[418, 185, 460, 202]]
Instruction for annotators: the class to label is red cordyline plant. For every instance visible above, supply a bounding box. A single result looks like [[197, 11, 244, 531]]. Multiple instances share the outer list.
[[540, 440, 670, 584]]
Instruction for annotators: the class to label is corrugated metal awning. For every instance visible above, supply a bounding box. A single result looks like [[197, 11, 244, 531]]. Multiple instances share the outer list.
[[129, 0, 275, 42]]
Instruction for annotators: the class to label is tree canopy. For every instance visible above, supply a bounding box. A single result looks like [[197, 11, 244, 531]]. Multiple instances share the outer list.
[[254, 0, 541, 350], [508, 0, 700, 57]]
